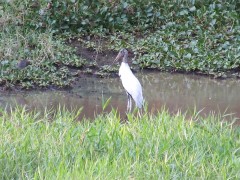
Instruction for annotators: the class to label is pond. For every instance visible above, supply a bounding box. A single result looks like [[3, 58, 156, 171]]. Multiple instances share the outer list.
[[1, 71, 240, 124]]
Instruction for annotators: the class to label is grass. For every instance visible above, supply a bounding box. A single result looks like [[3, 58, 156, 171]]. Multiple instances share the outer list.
[[0, 107, 239, 179]]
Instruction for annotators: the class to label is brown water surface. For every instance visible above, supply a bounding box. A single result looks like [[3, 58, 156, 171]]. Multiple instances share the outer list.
[[1, 72, 240, 124]]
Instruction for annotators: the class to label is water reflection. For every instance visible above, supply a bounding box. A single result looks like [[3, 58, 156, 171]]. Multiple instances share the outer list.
[[0, 72, 240, 124]]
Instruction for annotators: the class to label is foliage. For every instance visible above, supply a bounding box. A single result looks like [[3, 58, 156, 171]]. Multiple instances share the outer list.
[[0, 107, 239, 179], [2, 0, 239, 34], [104, 1, 240, 75], [0, 30, 86, 88], [2, 0, 167, 33], [108, 23, 240, 76]]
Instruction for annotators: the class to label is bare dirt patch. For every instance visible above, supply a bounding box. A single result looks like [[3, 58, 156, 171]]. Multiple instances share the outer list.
[[68, 39, 135, 67], [65, 38, 137, 78]]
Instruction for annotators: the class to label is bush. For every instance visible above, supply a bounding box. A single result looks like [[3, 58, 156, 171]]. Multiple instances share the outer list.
[[2, 0, 239, 34]]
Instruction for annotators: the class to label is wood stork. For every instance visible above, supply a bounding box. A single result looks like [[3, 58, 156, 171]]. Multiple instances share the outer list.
[[114, 49, 143, 113]]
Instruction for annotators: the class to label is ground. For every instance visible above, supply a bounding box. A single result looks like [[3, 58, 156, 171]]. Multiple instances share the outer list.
[[67, 38, 137, 79]]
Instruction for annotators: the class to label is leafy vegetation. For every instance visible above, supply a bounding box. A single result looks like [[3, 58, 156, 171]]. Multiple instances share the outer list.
[[0, 30, 86, 89], [0, 0, 239, 89], [0, 107, 239, 179], [106, 1, 240, 76]]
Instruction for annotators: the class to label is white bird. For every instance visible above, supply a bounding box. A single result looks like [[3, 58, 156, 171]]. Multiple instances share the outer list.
[[114, 48, 143, 113]]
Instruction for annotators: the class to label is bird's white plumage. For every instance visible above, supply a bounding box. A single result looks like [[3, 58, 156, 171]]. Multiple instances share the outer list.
[[119, 62, 143, 108]]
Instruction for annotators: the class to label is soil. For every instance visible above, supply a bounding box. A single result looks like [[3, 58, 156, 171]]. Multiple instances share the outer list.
[[68, 39, 135, 67], [64, 38, 140, 80]]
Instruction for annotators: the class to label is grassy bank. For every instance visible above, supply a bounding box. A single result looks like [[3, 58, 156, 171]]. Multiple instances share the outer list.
[[0, 0, 239, 89], [0, 107, 239, 179]]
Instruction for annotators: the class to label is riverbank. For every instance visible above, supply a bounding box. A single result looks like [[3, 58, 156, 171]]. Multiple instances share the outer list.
[[1, 0, 239, 90]]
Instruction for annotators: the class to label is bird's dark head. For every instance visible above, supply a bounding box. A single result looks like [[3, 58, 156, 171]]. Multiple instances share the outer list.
[[114, 48, 128, 62]]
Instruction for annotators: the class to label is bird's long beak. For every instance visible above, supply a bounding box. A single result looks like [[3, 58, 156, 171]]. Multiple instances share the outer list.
[[112, 52, 122, 65], [114, 52, 122, 62]]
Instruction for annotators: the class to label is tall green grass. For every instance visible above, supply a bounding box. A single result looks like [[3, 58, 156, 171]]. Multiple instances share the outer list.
[[0, 107, 239, 179]]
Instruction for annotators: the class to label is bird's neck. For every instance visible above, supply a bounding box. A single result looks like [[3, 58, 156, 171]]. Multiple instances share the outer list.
[[123, 55, 128, 63]]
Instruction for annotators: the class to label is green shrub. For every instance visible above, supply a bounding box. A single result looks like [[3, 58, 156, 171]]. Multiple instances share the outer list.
[[2, 0, 239, 34]]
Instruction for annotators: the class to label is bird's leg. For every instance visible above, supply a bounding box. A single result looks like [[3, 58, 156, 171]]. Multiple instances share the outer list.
[[127, 93, 130, 113], [127, 93, 132, 113], [129, 95, 132, 112], [137, 107, 143, 118]]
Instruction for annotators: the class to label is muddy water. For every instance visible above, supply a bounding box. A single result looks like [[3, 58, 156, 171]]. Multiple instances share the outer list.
[[0, 72, 240, 123]]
